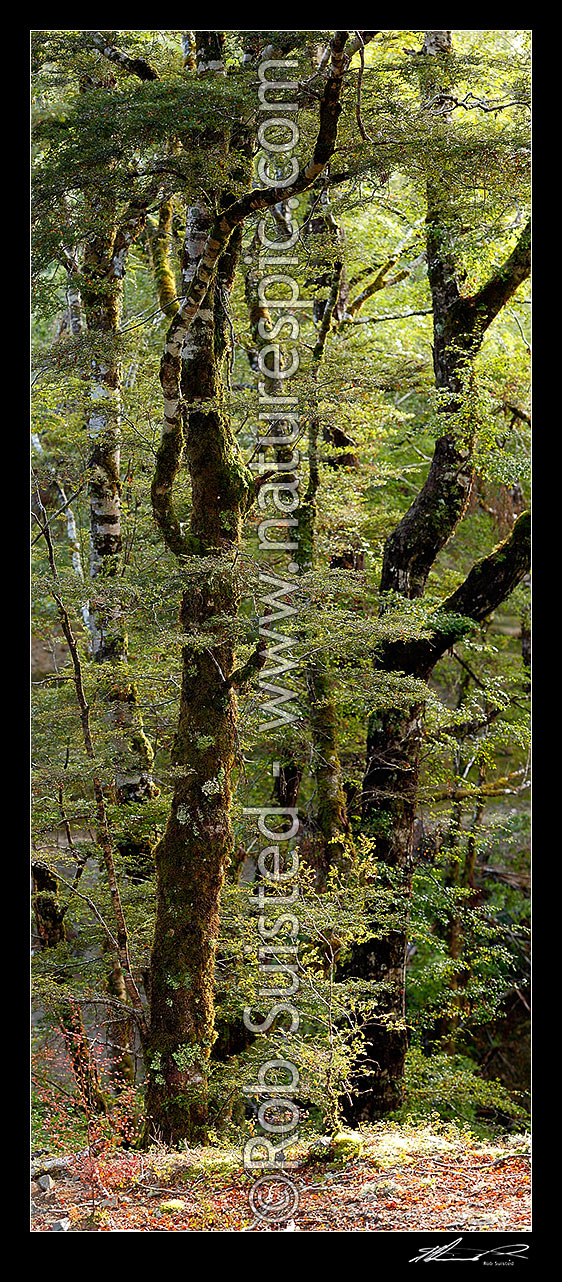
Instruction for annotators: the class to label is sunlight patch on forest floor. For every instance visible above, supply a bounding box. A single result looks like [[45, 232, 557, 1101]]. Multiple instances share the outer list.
[[31, 1123, 530, 1232]]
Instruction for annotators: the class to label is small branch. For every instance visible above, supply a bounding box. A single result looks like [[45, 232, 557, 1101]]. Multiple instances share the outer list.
[[32, 483, 57, 578], [343, 307, 431, 326], [497, 400, 531, 427], [344, 31, 380, 65], [430, 774, 529, 803], [57, 784, 91, 893], [31, 484, 86, 546], [39, 573, 147, 1035], [354, 32, 373, 143], [229, 643, 266, 690], [422, 90, 529, 117], [506, 306, 531, 354]]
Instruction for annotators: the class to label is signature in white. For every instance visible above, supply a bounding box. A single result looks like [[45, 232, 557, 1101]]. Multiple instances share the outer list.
[[410, 1237, 529, 1263]]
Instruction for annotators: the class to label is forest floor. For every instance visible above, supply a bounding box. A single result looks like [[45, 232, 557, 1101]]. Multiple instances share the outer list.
[[30, 1122, 531, 1233]]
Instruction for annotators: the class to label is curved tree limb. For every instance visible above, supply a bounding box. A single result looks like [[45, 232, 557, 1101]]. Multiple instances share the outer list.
[[92, 31, 159, 81], [381, 220, 531, 600], [379, 510, 531, 679], [454, 220, 531, 343]]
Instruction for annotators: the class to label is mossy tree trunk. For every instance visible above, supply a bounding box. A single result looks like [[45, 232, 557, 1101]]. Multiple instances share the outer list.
[[297, 264, 354, 883], [145, 31, 256, 1143], [81, 214, 158, 807], [80, 218, 155, 1086], [70, 160, 162, 1084], [343, 30, 531, 1122], [146, 310, 252, 1141], [344, 514, 531, 1121], [433, 777, 486, 1054], [144, 29, 381, 1143], [145, 558, 243, 1140], [147, 198, 180, 318]]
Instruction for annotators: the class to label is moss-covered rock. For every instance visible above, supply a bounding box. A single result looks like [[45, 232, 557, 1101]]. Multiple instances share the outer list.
[[330, 1129, 364, 1163]]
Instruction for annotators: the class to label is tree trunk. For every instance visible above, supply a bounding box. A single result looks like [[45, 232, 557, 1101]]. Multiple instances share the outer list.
[[146, 52, 255, 1138], [341, 702, 422, 1119], [145, 566, 241, 1139], [82, 229, 158, 804], [297, 264, 353, 883], [31, 862, 110, 1114], [344, 30, 531, 1119], [81, 215, 157, 1084]]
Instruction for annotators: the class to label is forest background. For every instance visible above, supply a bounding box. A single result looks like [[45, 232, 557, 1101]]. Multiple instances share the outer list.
[[30, 27, 531, 1223]]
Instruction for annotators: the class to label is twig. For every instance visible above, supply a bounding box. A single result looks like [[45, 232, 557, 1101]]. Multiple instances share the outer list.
[[354, 32, 373, 143], [30, 484, 86, 545]]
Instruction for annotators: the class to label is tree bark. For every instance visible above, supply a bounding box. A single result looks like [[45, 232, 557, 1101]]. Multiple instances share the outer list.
[[146, 38, 359, 1139], [145, 35, 254, 1142], [345, 31, 531, 1120], [297, 264, 353, 882]]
